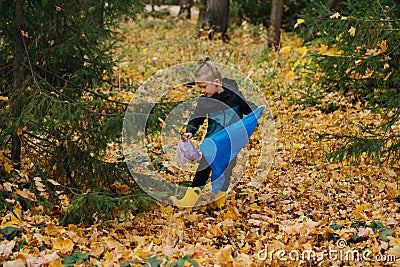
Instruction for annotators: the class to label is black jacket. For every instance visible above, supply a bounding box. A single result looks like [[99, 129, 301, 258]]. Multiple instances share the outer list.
[[186, 78, 257, 138]]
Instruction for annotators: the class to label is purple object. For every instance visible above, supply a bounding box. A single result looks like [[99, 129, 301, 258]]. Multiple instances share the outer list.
[[177, 140, 201, 165]]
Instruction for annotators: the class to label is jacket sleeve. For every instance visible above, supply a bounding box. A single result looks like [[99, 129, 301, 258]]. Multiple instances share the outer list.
[[236, 89, 257, 115], [186, 99, 206, 135]]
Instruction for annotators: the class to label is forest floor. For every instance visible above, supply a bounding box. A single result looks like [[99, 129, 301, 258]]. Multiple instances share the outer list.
[[1, 11, 400, 267]]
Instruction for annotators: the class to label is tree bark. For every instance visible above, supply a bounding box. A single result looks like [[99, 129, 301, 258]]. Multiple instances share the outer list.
[[11, 0, 24, 170], [150, 0, 155, 12], [197, 0, 207, 29], [201, 0, 230, 42], [178, 0, 193, 19], [268, 0, 284, 50]]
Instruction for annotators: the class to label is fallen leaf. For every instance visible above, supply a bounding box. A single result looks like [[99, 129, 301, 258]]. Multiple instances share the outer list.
[[348, 27, 356, 37], [280, 46, 294, 54], [47, 179, 61, 186], [4, 162, 14, 172], [0, 240, 15, 258], [294, 19, 305, 28], [3, 259, 25, 267], [51, 237, 75, 254], [358, 227, 374, 237], [15, 188, 37, 201], [215, 245, 232, 264]]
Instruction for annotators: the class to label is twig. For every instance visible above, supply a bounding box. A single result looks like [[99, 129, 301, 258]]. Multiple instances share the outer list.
[[0, 63, 12, 71], [387, 42, 400, 56], [23, 63, 121, 117], [21, 135, 53, 154], [23, 63, 76, 103], [32, 64, 129, 106], [21, 35, 39, 87]]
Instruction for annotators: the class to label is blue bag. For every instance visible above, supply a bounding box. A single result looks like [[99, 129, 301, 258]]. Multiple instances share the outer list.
[[199, 105, 265, 193]]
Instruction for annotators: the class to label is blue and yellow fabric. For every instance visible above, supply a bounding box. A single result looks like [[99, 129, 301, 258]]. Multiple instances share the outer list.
[[199, 105, 265, 193]]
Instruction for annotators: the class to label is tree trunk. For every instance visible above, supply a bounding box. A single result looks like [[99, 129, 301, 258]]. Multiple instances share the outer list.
[[268, 0, 284, 50], [201, 0, 230, 42], [11, 0, 24, 170], [150, 0, 155, 12], [197, 0, 207, 29], [304, 0, 340, 43], [178, 0, 193, 19]]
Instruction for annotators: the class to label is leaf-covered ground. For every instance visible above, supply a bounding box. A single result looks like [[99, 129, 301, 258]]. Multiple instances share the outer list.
[[1, 9, 400, 267]]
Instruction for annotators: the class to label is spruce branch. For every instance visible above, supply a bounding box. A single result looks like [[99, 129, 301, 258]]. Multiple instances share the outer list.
[[21, 135, 52, 154], [32, 64, 129, 107]]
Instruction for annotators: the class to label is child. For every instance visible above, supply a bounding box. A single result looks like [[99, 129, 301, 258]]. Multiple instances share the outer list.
[[170, 56, 257, 208]]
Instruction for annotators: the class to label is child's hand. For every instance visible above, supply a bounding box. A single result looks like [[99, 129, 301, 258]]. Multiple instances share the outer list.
[[183, 133, 193, 141]]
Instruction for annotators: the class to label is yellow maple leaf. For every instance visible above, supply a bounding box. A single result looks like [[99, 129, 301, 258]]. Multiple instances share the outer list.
[[15, 188, 36, 201], [362, 68, 374, 79], [2, 214, 21, 227], [348, 27, 356, 37], [294, 19, 305, 28], [47, 179, 61, 186], [384, 71, 393, 81], [387, 236, 400, 247], [51, 237, 74, 254], [215, 245, 232, 264], [328, 44, 343, 56], [21, 30, 29, 38], [13, 207, 22, 220], [241, 242, 252, 254], [292, 143, 305, 149], [330, 12, 341, 19], [134, 249, 149, 257], [103, 251, 114, 262], [353, 203, 371, 219], [279, 46, 294, 54], [249, 203, 262, 212], [366, 48, 380, 56], [345, 67, 354, 74], [285, 71, 296, 81], [89, 242, 105, 258], [335, 33, 343, 42], [298, 47, 308, 57], [320, 44, 328, 54], [17, 126, 27, 135], [4, 162, 14, 173], [384, 63, 389, 70], [387, 246, 400, 258], [45, 223, 66, 237], [378, 40, 388, 53]]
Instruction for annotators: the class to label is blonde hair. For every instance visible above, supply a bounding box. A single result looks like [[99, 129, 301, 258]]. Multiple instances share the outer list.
[[194, 56, 222, 82]]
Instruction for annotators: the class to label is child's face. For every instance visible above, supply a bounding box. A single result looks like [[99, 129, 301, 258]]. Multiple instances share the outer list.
[[196, 78, 222, 98]]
